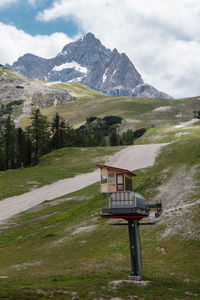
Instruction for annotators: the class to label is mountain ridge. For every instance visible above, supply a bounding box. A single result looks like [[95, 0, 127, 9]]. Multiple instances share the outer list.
[[7, 32, 171, 99]]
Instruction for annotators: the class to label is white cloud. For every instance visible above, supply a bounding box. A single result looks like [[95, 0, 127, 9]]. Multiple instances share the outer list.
[[28, 0, 36, 6], [0, 0, 18, 7], [36, 0, 200, 98], [0, 22, 75, 65]]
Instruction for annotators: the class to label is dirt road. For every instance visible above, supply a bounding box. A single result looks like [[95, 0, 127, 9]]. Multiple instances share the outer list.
[[175, 118, 199, 128], [0, 143, 168, 223]]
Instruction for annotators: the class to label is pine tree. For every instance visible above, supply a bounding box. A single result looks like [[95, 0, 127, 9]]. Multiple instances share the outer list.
[[51, 113, 60, 149], [0, 123, 6, 170], [25, 134, 32, 166], [51, 113, 66, 150], [4, 116, 16, 169], [16, 127, 26, 168], [60, 119, 67, 148], [122, 129, 134, 145], [108, 126, 120, 146], [28, 108, 50, 164]]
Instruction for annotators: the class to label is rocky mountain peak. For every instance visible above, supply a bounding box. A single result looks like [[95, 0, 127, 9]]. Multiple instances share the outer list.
[[7, 32, 171, 98], [84, 32, 97, 42], [112, 48, 119, 56]]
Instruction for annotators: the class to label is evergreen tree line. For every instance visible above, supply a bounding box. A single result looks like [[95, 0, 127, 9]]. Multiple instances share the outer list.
[[0, 109, 146, 171]]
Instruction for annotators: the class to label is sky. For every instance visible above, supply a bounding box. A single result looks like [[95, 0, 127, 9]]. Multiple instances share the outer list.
[[1, 0, 200, 98]]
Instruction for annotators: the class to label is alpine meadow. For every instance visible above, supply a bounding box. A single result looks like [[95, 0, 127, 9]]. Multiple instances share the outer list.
[[0, 31, 200, 300]]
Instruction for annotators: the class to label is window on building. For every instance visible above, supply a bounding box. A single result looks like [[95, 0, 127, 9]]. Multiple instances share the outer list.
[[116, 174, 124, 191], [117, 174, 123, 184], [101, 175, 107, 184], [125, 176, 132, 191], [108, 173, 115, 184], [117, 185, 123, 191]]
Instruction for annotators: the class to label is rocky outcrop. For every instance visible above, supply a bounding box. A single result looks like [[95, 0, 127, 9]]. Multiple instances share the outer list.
[[0, 77, 26, 100], [133, 83, 172, 99], [0, 77, 71, 105], [32, 91, 72, 108], [7, 33, 171, 99], [0, 75, 72, 124]]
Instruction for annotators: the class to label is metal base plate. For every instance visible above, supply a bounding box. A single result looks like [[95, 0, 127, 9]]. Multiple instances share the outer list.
[[128, 275, 142, 281]]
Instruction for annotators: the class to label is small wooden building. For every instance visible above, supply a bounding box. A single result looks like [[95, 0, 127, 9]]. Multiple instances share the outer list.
[[97, 164, 136, 193]]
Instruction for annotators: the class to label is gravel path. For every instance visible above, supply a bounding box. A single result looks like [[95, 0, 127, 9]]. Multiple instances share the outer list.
[[163, 199, 200, 214], [174, 118, 199, 128], [0, 143, 168, 223], [106, 143, 168, 171]]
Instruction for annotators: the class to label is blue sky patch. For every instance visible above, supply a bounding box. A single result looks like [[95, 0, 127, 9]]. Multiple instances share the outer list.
[[0, 0, 81, 37]]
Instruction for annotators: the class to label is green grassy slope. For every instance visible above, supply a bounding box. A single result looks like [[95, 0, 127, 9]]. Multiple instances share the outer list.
[[2, 66, 200, 137], [32, 92, 200, 130], [0, 146, 122, 200], [0, 139, 200, 299], [136, 123, 200, 144], [1, 66, 200, 299], [35, 79, 200, 128]]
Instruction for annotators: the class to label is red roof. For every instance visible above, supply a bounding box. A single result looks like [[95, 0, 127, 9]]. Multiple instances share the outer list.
[[96, 164, 136, 177]]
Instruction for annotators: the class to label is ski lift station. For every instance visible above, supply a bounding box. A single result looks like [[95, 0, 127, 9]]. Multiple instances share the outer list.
[[97, 164, 163, 280]]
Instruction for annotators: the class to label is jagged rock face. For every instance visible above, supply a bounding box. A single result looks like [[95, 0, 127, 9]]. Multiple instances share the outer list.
[[133, 83, 172, 99], [7, 32, 171, 98], [0, 77, 25, 100], [0, 77, 71, 105], [12, 54, 52, 80]]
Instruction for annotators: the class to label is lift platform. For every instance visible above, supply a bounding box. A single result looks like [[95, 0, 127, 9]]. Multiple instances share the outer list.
[[97, 165, 163, 280]]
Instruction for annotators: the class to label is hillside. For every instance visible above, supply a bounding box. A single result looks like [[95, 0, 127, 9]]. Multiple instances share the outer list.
[[35, 84, 198, 129], [0, 63, 200, 299], [0, 139, 200, 299], [1, 65, 200, 134], [0, 66, 73, 125]]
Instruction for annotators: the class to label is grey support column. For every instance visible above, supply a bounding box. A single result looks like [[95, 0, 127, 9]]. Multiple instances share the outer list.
[[128, 219, 142, 280]]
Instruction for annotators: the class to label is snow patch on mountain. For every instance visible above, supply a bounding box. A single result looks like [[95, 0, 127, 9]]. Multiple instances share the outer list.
[[68, 77, 84, 83], [112, 69, 117, 76], [58, 50, 68, 56], [53, 61, 88, 74], [102, 68, 108, 83]]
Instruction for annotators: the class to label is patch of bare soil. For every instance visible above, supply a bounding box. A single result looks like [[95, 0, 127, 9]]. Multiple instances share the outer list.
[[105, 143, 168, 171], [155, 165, 198, 210], [10, 260, 41, 270], [153, 106, 172, 112], [109, 279, 151, 287], [175, 119, 199, 128], [155, 165, 200, 238], [71, 224, 98, 235]]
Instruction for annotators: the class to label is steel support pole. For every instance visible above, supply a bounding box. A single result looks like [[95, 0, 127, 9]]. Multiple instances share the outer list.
[[128, 219, 142, 280]]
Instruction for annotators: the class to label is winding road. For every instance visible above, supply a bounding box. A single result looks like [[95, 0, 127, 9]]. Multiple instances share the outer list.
[[0, 143, 168, 223]]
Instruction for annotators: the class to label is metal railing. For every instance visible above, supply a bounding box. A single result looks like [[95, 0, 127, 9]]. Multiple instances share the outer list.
[[101, 191, 149, 210]]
